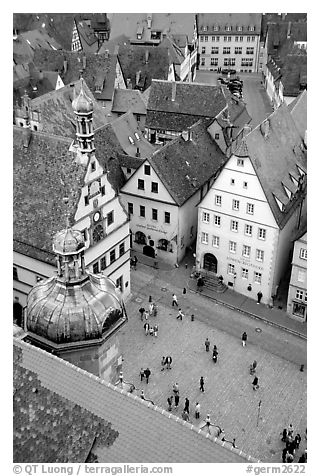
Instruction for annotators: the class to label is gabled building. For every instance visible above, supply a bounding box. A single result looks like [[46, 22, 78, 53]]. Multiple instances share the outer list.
[[197, 13, 262, 72], [120, 119, 227, 265], [145, 79, 227, 144], [286, 225, 307, 321], [196, 104, 306, 305], [33, 49, 126, 111], [111, 88, 147, 129], [13, 80, 131, 309]]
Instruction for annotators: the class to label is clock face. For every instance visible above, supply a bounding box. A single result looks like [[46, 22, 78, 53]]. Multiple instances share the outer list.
[[93, 211, 101, 223], [92, 224, 104, 243]]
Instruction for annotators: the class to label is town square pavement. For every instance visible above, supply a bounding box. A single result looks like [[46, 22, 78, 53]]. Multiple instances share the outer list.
[[118, 264, 307, 463]]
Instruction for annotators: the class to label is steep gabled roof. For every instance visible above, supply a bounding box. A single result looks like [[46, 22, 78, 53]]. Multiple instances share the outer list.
[[159, 36, 185, 65], [14, 338, 254, 463], [235, 104, 307, 228], [13, 127, 86, 265], [23, 79, 109, 137], [33, 49, 118, 101], [288, 90, 307, 141], [148, 119, 227, 206]]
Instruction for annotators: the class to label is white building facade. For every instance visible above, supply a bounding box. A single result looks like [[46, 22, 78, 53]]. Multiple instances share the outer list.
[[287, 231, 307, 321]]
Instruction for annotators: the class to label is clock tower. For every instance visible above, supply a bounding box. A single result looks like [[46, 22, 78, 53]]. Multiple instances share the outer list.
[[72, 78, 95, 154]]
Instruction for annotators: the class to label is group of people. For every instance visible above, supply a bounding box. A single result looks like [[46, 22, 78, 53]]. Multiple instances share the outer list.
[[281, 425, 306, 462], [143, 321, 159, 337], [140, 367, 152, 384], [140, 297, 159, 337], [161, 355, 173, 370], [167, 383, 202, 423], [204, 338, 219, 363]]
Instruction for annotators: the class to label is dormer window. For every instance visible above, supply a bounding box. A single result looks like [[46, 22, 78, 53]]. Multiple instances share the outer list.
[[290, 174, 299, 186], [213, 25, 219, 31], [202, 26, 208, 31], [248, 25, 255, 32], [226, 25, 231, 31], [137, 25, 143, 40], [274, 195, 285, 212], [282, 183, 292, 199], [296, 165, 305, 177], [150, 30, 161, 40], [237, 26, 243, 32]]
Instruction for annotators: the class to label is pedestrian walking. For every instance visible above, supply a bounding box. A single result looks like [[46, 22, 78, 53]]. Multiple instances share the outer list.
[[172, 294, 178, 306], [149, 326, 154, 336], [149, 295, 152, 303], [144, 310, 149, 320], [205, 338, 210, 352], [202, 414, 211, 434], [191, 314, 195, 321], [195, 402, 201, 419], [197, 276, 204, 292], [286, 453, 294, 463], [282, 448, 288, 463], [184, 398, 190, 414], [167, 396, 173, 412], [286, 434, 294, 449], [144, 367, 151, 384], [288, 423, 294, 437], [153, 303, 158, 317], [182, 410, 189, 421], [140, 390, 145, 400], [154, 324, 158, 337], [199, 376, 205, 392], [212, 345, 218, 364], [144, 322, 150, 336], [174, 394, 180, 408], [132, 255, 138, 269], [119, 371, 123, 387], [294, 434, 301, 449], [252, 376, 259, 390], [281, 428, 287, 442], [257, 291, 263, 304], [241, 332, 248, 347], [139, 307, 145, 320], [149, 302, 154, 316], [140, 367, 145, 382], [249, 360, 257, 375], [298, 450, 307, 463], [161, 356, 166, 371], [176, 308, 184, 320], [166, 355, 173, 369], [173, 382, 179, 395], [182, 287, 186, 295]]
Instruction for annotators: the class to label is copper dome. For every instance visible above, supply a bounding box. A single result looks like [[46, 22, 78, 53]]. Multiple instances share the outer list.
[[26, 271, 124, 344]]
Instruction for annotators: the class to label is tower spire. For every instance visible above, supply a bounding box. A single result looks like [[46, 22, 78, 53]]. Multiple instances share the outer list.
[[72, 78, 95, 154]]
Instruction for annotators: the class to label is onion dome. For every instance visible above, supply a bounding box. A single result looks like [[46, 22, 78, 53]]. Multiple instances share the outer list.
[[26, 271, 124, 344], [72, 78, 93, 114], [53, 228, 85, 255]]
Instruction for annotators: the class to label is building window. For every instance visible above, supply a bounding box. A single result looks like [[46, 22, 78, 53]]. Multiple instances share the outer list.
[[210, 58, 218, 66], [241, 58, 253, 67], [201, 58, 205, 66], [164, 211, 171, 224], [81, 229, 88, 241], [140, 205, 145, 217], [214, 133, 220, 140], [91, 161, 96, 172], [231, 220, 238, 232], [247, 203, 254, 215], [212, 235, 220, 247], [223, 47, 231, 54], [300, 248, 307, 260], [242, 268, 248, 279], [246, 47, 254, 55], [258, 228, 266, 240], [235, 47, 242, 54], [202, 212, 210, 223], [119, 242, 125, 256], [126, 168, 131, 174], [254, 272, 262, 284], [110, 249, 116, 263], [231, 178, 235, 185], [13, 266, 18, 280], [229, 241, 237, 253], [107, 211, 114, 226], [138, 179, 145, 190], [225, 58, 236, 66], [237, 158, 244, 166], [256, 249, 264, 262], [100, 256, 107, 270], [242, 245, 251, 258], [93, 262, 99, 273], [84, 195, 89, 206], [295, 289, 303, 300], [232, 199, 240, 211], [101, 185, 105, 196], [128, 203, 133, 215], [298, 270, 306, 283], [239, 36, 243, 42], [228, 264, 235, 275], [116, 276, 123, 292], [247, 36, 251, 42], [152, 208, 158, 221], [151, 182, 158, 193], [201, 232, 209, 244], [201, 46, 206, 54], [293, 302, 306, 318], [216, 36, 220, 41], [243, 181, 248, 189], [214, 215, 221, 226], [305, 292, 307, 302], [226, 26, 231, 31], [237, 26, 243, 32], [215, 195, 222, 206], [244, 224, 252, 236], [211, 47, 219, 54], [204, 36, 208, 42]]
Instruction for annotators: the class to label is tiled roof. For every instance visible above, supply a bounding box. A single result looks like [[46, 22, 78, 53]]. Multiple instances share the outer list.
[[13, 127, 86, 264], [109, 13, 196, 44], [111, 88, 147, 115], [159, 36, 185, 65], [148, 119, 228, 206], [267, 46, 307, 97], [98, 35, 130, 55], [24, 79, 109, 138], [216, 90, 252, 143], [288, 90, 307, 141], [13, 73, 57, 105], [197, 13, 262, 35], [266, 22, 307, 57], [146, 80, 227, 131], [118, 44, 171, 91], [261, 14, 307, 42], [33, 49, 118, 101], [238, 103, 307, 228], [13, 29, 63, 65], [118, 154, 144, 170], [14, 338, 254, 463], [76, 20, 99, 52]]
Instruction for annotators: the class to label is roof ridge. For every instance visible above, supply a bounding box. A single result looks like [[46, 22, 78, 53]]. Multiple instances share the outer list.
[[13, 125, 73, 145], [14, 337, 260, 463]]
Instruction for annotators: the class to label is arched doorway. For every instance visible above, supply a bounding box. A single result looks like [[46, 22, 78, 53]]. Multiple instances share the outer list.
[[143, 245, 155, 258], [135, 231, 146, 245], [13, 300, 23, 327], [203, 253, 218, 273]]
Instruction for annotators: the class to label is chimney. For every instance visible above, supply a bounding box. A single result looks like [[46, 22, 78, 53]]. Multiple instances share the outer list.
[[171, 81, 177, 102], [136, 147, 140, 158], [145, 50, 149, 64], [82, 55, 87, 70], [63, 59, 68, 75], [287, 21, 292, 38], [147, 14, 152, 29]]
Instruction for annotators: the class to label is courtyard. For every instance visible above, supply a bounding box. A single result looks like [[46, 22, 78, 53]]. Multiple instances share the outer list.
[[118, 264, 307, 463]]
